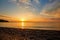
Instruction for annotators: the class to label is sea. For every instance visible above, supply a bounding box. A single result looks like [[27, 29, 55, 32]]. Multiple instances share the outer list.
[[0, 22, 60, 30]]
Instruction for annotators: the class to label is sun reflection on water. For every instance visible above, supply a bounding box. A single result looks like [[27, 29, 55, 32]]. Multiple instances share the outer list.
[[21, 21, 24, 29], [21, 18, 25, 29]]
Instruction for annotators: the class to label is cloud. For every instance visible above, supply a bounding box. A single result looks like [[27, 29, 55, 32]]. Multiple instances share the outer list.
[[12, 0, 16, 1], [9, 0, 31, 5], [40, 8, 60, 18], [33, 0, 40, 4], [8, 0, 16, 2], [8, 0, 60, 20], [40, 0, 60, 18], [19, 0, 30, 3], [8, 0, 41, 12], [14, 10, 37, 20]]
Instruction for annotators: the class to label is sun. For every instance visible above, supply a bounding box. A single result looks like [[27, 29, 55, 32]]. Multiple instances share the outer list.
[[21, 18, 25, 22]]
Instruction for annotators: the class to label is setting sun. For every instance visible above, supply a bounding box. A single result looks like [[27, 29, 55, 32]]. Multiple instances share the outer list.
[[21, 19, 24, 21], [20, 18, 25, 22]]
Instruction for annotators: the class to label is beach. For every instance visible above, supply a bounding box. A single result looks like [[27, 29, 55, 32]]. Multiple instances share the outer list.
[[0, 27, 60, 40]]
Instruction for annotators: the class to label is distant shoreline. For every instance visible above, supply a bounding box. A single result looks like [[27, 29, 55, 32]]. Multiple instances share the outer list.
[[0, 19, 8, 22]]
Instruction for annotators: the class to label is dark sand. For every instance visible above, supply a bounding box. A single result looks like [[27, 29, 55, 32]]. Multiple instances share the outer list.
[[0, 27, 60, 40]]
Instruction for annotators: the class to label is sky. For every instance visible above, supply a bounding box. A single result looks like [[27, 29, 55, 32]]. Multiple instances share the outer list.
[[0, 0, 60, 21]]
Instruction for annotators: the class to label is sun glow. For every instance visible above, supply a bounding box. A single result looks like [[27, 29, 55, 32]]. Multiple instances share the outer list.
[[21, 18, 25, 29], [21, 19, 24, 21], [21, 18, 25, 21]]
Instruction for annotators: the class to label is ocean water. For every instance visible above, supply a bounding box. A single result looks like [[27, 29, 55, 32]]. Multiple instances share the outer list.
[[0, 22, 60, 30]]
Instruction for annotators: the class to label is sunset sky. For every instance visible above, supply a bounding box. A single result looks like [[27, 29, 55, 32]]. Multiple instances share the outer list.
[[0, 0, 60, 21]]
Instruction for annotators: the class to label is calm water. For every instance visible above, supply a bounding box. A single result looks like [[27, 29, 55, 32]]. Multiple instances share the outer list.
[[0, 22, 60, 30]]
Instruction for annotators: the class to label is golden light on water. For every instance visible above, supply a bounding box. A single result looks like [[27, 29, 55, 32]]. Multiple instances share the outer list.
[[21, 22, 24, 29], [21, 18, 25, 29]]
